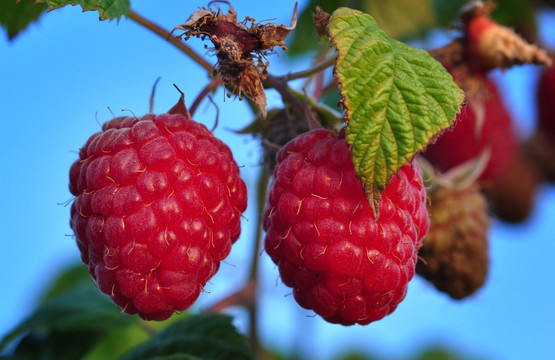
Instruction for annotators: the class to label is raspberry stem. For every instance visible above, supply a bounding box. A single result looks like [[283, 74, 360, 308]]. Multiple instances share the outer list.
[[244, 170, 270, 358], [276, 56, 336, 82], [265, 75, 305, 111], [127, 9, 214, 73], [128, 7, 337, 126], [190, 77, 224, 117]]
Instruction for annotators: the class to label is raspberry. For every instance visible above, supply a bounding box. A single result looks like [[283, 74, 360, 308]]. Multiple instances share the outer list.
[[424, 78, 517, 182], [261, 105, 309, 172], [526, 53, 555, 183], [416, 183, 489, 299], [263, 129, 429, 325], [69, 110, 247, 321], [537, 53, 555, 141], [482, 151, 539, 223]]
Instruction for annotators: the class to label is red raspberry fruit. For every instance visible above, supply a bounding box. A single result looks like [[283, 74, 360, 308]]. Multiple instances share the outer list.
[[263, 129, 429, 325], [424, 78, 517, 182], [537, 53, 555, 140], [69, 110, 247, 321], [525, 53, 555, 183]]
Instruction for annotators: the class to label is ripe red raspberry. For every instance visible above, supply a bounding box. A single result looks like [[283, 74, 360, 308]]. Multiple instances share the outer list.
[[69, 110, 247, 321], [526, 53, 555, 183], [537, 53, 555, 141], [263, 129, 429, 325], [424, 78, 517, 182]]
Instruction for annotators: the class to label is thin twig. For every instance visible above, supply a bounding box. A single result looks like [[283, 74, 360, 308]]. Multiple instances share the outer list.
[[190, 77, 224, 117], [149, 77, 161, 113], [206, 95, 220, 132], [204, 282, 256, 313], [246, 169, 270, 359], [264, 74, 305, 111], [277, 56, 336, 82], [128, 9, 214, 74]]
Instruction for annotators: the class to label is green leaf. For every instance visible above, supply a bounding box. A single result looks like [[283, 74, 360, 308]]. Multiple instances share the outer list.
[[363, 0, 435, 39], [287, 0, 464, 57], [121, 314, 254, 360], [4, 329, 105, 360], [0, 283, 135, 351], [489, 0, 537, 32], [287, 0, 348, 55], [328, 8, 464, 212], [0, 0, 48, 41], [39, 263, 92, 303], [35, 0, 130, 21], [82, 327, 151, 360]]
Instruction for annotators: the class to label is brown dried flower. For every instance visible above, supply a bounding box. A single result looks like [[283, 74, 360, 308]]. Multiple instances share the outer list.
[[170, 1, 298, 117]]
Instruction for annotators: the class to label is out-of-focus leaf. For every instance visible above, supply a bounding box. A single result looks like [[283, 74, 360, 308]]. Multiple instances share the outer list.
[[328, 7, 464, 212], [490, 0, 537, 41], [413, 347, 472, 360], [491, 0, 536, 26], [35, 0, 129, 21], [82, 327, 151, 360], [334, 352, 376, 360], [0, 284, 134, 351], [40, 263, 91, 303], [363, 0, 437, 39], [432, 0, 466, 28], [4, 329, 104, 360], [120, 314, 254, 360], [0, 0, 47, 41], [287, 0, 350, 55], [287, 0, 464, 58], [320, 87, 341, 113]]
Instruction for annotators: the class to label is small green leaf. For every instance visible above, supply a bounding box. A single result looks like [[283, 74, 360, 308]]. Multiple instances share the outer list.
[[121, 314, 254, 360], [328, 8, 464, 212], [36, 0, 130, 21], [0, 0, 47, 41]]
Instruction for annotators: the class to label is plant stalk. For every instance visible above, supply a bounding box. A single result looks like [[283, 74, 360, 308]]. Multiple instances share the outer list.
[[127, 9, 214, 74]]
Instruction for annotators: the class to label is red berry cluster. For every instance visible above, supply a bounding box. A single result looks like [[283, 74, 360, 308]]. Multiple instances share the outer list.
[[69, 112, 247, 321], [263, 129, 429, 325]]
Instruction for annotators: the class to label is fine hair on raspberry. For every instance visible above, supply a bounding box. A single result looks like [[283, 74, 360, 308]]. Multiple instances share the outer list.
[[69, 111, 248, 321], [263, 129, 430, 325]]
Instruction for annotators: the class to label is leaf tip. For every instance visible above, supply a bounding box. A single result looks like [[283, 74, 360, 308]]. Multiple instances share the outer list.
[[363, 183, 382, 220]]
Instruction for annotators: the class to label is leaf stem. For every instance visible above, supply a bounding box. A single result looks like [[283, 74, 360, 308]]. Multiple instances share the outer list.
[[127, 9, 214, 74]]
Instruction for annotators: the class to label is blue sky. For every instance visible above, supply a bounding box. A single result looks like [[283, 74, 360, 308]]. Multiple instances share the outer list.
[[1, 1, 554, 359]]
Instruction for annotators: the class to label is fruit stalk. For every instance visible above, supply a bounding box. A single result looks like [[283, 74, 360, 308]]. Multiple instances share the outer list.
[[128, 9, 213, 73], [276, 56, 336, 82]]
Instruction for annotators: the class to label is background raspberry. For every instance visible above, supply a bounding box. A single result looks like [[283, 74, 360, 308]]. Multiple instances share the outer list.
[[263, 129, 429, 325], [416, 184, 490, 299], [424, 78, 517, 182], [69, 112, 247, 321]]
